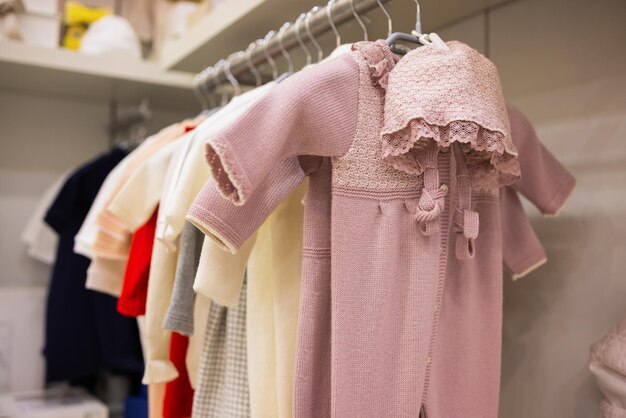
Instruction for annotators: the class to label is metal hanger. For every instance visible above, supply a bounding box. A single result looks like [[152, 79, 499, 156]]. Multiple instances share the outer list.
[[200, 67, 217, 109], [262, 31, 279, 80], [110, 98, 151, 150], [278, 22, 294, 73], [214, 61, 230, 106], [295, 13, 312, 66], [386, 0, 431, 54], [376, 0, 392, 37], [350, 0, 368, 41], [326, 0, 341, 48], [194, 72, 209, 110], [224, 53, 243, 96], [305, 7, 323, 62], [245, 42, 262, 87]]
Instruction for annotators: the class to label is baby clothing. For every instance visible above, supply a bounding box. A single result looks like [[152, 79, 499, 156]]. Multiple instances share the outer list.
[[117, 207, 157, 317], [44, 147, 143, 383], [192, 280, 249, 418], [591, 318, 626, 418], [189, 40, 574, 417]]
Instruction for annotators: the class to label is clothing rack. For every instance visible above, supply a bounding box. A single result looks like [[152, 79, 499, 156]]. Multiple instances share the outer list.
[[196, 0, 392, 91]]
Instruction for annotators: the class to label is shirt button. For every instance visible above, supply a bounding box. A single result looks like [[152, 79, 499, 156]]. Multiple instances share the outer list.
[[440, 146, 450, 154], [439, 184, 449, 195]]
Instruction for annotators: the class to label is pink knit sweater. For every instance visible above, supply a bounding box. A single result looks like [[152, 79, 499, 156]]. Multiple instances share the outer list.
[[187, 41, 575, 417]]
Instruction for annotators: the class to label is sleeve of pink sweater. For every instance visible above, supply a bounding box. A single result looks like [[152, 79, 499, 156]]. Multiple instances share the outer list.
[[186, 157, 305, 253], [187, 155, 324, 253], [501, 105, 575, 280], [507, 104, 576, 215], [204, 54, 360, 205], [501, 186, 547, 280]]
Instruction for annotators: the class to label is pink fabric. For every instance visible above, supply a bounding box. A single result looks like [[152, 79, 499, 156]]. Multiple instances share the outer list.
[[204, 55, 359, 206], [187, 157, 305, 253], [424, 106, 575, 417], [507, 104, 576, 215], [193, 42, 574, 417], [501, 187, 546, 278], [373, 40, 520, 190], [591, 318, 626, 418]]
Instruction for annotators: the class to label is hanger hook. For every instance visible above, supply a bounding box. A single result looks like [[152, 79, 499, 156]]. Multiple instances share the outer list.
[[326, 0, 341, 48], [262, 31, 278, 79], [414, 0, 422, 34], [278, 22, 294, 73], [194, 70, 209, 110], [245, 42, 262, 87], [295, 13, 312, 66], [350, 0, 368, 41], [223, 54, 242, 96], [213, 60, 229, 106], [305, 7, 323, 62], [376, 0, 392, 36], [201, 67, 217, 109]]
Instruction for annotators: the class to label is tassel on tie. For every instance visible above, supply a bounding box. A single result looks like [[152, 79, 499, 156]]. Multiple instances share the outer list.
[[454, 207, 479, 260], [413, 142, 444, 236], [452, 143, 479, 260], [413, 187, 446, 236]]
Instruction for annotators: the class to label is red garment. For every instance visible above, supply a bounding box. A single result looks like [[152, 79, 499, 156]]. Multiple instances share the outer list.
[[163, 332, 194, 418], [117, 208, 158, 317]]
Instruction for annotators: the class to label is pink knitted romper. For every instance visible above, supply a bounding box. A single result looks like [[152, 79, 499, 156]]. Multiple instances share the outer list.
[[187, 40, 575, 417]]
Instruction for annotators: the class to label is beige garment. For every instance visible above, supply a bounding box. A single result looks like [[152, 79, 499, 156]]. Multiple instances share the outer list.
[[86, 131, 188, 296], [94, 118, 202, 252], [21, 171, 69, 264], [156, 82, 276, 249], [193, 183, 306, 418], [186, 293, 212, 389], [106, 138, 184, 258], [103, 132, 209, 385], [149, 382, 165, 418]]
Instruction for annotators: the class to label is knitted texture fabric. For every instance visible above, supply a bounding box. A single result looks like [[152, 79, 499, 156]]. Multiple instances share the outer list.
[[195, 41, 574, 417], [424, 105, 575, 418], [192, 281, 249, 418], [375, 40, 520, 190], [163, 222, 203, 336], [591, 318, 626, 418]]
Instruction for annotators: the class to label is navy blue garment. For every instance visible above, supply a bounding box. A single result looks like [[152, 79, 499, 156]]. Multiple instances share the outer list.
[[44, 147, 144, 383]]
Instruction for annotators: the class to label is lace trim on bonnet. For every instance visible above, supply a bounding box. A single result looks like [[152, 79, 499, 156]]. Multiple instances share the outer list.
[[353, 40, 520, 190], [353, 40, 520, 260]]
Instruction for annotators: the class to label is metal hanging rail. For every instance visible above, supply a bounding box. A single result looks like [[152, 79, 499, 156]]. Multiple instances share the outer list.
[[196, 0, 391, 91]]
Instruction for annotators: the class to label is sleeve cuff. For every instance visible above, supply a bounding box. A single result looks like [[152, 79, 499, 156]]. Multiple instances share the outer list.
[[108, 201, 147, 233], [506, 249, 548, 281], [186, 207, 244, 254], [141, 359, 179, 384], [162, 310, 194, 336], [205, 134, 253, 206], [193, 280, 242, 308], [85, 258, 126, 296], [543, 174, 576, 217], [155, 221, 178, 253]]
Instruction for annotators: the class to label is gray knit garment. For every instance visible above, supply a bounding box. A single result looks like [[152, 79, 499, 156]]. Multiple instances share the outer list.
[[163, 222, 203, 335]]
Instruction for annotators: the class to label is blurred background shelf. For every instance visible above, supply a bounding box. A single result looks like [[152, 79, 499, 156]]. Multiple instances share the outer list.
[[160, 0, 515, 73], [0, 41, 196, 110]]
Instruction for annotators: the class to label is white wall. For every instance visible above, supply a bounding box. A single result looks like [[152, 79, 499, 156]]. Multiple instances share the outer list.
[[0, 88, 190, 391], [0, 89, 189, 288], [438, 0, 626, 416]]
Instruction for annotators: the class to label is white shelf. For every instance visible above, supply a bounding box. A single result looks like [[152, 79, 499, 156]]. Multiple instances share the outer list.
[[160, 0, 514, 73], [0, 41, 197, 110]]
